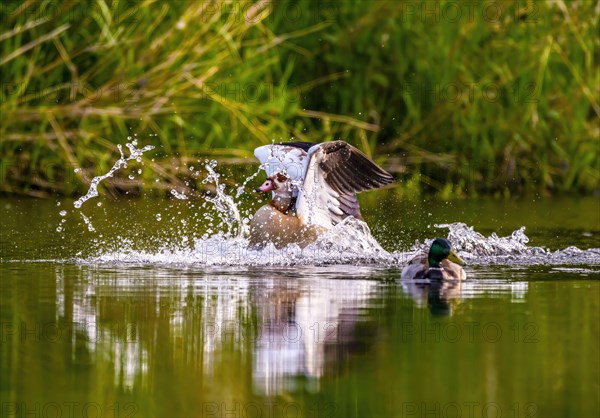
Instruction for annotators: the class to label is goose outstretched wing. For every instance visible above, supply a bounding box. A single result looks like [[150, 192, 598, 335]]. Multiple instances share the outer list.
[[295, 141, 393, 228]]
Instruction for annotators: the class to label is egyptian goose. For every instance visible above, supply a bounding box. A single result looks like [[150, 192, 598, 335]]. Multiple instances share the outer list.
[[401, 238, 466, 281], [249, 140, 393, 248]]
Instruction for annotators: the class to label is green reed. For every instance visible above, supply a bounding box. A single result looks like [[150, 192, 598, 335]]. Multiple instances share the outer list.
[[0, 0, 598, 197]]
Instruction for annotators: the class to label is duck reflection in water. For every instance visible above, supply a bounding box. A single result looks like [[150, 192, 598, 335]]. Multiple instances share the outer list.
[[400, 279, 464, 316], [400, 238, 467, 316]]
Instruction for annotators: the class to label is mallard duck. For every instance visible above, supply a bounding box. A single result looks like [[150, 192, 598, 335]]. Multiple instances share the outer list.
[[401, 238, 466, 281], [249, 141, 393, 248]]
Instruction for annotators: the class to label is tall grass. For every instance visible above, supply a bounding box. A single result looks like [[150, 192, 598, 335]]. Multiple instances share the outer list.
[[267, 0, 600, 196], [0, 0, 598, 197]]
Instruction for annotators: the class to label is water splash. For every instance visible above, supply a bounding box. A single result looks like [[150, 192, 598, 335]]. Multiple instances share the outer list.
[[235, 167, 262, 198], [437, 222, 532, 256], [416, 222, 600, 266], [85, 216, 394, 266], [201, 160, 249, 239], [170, 189, 188, 200], [83, 218, 600, 267], [73, 141, 155, 209], [75, 214, 600, 268], [80, 212, 96, 232]]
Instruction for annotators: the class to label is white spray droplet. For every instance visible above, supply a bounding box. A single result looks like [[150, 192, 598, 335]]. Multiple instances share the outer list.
[[59, 210, 67, 216]]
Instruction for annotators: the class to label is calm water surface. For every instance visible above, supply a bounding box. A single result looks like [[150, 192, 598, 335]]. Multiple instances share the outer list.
[[1, 195, 599, 418]]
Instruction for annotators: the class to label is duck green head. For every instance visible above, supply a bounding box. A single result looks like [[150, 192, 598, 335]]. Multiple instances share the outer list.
[[428, 238, 465, 268]]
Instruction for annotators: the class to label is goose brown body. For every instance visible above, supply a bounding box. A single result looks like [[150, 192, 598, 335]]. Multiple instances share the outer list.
[[249, 204, 322, 249]]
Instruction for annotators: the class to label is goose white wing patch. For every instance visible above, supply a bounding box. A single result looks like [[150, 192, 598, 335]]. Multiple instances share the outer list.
[[254, 144, 308, 182]]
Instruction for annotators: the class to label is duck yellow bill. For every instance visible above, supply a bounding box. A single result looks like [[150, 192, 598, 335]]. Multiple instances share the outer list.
[[447, 250, 465, 266]]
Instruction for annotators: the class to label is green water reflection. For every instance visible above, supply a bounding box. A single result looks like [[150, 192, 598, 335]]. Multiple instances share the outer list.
[[2, 265, 599, 418]]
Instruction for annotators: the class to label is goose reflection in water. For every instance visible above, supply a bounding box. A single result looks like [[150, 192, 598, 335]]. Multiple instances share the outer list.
[[51, 266, 383, 397], [251, 277, 379, 395]]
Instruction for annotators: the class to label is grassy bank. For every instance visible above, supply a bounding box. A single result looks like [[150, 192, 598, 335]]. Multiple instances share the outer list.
[[0, 0, 598, 198]]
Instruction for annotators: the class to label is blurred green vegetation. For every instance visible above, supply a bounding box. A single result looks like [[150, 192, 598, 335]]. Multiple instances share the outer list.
[[0, 0, 598, 198]]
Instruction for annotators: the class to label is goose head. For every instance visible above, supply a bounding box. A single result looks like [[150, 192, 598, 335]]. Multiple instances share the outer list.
[[256, 172, 292, 198]]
